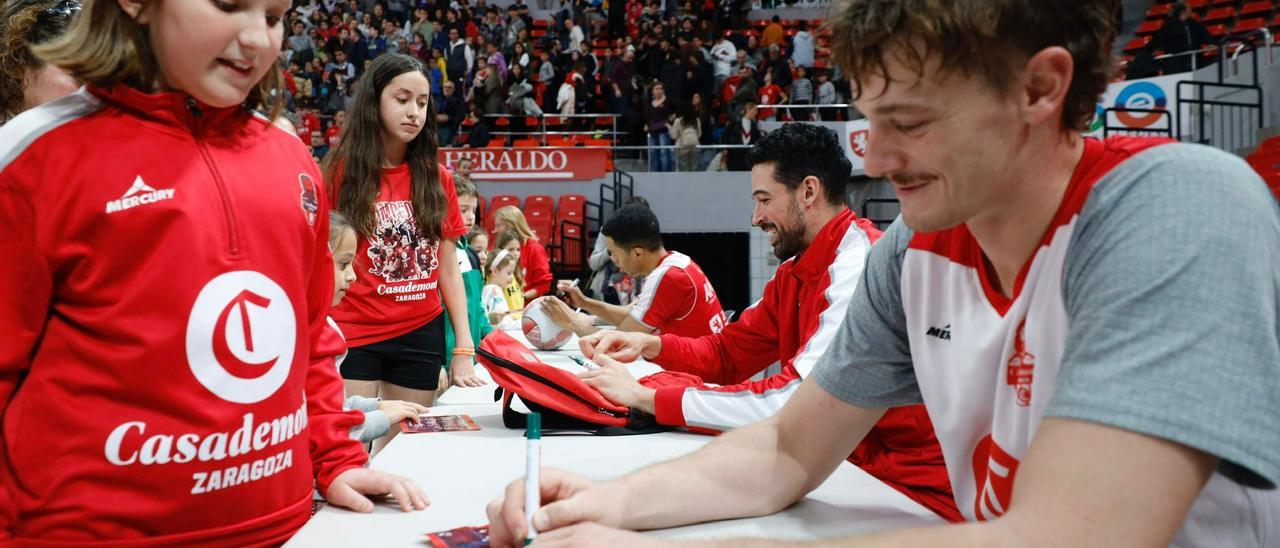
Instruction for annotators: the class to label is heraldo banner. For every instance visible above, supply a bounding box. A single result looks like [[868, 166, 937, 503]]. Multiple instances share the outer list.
[[441, 147, 608, 182]]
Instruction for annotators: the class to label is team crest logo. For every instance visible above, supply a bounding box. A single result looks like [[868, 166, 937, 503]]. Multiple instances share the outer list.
[[849, 129, 869, 158], [299, 174, 319, 226], [1006, 318, 1035, 407], [185, 271, 296, 404]]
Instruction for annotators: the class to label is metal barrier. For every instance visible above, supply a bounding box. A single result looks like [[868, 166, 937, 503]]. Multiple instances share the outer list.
[[1176, 80, 1263, 152]]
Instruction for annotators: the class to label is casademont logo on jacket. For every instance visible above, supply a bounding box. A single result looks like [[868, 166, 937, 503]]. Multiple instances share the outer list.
[[105, 175, 176, 214], [103, 271, 306, 495]]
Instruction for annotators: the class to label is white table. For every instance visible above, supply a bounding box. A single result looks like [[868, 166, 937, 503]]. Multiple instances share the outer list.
[[287, 330, 941, 546]]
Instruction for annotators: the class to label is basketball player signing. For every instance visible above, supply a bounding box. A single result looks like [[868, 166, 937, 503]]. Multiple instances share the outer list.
[[522, 297, 573, 350]]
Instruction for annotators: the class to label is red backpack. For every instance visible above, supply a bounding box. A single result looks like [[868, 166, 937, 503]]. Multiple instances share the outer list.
[[477, 331, 667, 435]]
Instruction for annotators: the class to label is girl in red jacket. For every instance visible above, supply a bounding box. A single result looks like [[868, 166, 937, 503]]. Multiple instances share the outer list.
[[324, 53, 486, 453], [493, 205, 553, 299], [0, 0, 426, 544]]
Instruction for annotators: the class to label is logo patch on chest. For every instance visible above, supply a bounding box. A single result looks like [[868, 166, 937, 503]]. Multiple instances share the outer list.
[[1006, 318, 1035, 407]]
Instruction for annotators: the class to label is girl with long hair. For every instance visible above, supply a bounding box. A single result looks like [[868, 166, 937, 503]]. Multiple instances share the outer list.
[[324, 53, 486, 453], [492, 205, 552, 299], [0, 1, 424, 543]]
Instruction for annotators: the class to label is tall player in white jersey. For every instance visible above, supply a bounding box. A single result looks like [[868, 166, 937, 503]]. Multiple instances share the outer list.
[[481, 1, 1280, 546]]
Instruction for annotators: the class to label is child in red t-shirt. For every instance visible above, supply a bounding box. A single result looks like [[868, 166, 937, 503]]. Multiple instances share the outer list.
[[325, 53, 487, 453]]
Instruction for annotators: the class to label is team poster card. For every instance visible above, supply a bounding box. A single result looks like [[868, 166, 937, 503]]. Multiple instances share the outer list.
[[401, 414, 481, 434], [425, 525, 490, 547]]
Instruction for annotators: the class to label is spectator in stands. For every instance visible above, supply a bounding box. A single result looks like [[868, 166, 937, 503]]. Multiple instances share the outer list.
[[568, 17, 587, 51], [791, 20, 814, 68], [743, 34, 762, 72], [504, 5, 526, 49], [691, 92, 717, 170], [431, 20, 450, 52], [539, 50, 560, 112], [493, 206, 554, 299], [289, 20, 315, 62], [0, 0, 79, 124], [511, 42, 532, 73], [462, 104, 492, 148], [446, 27, 471, 87], [326, 49, 357, 85], [480, 9, 505, 48], [1154, 3, 1213, 74], [557, 66, 578, 116], [730, 63, 758, 115], [722, 101, 761, 171], [609, 48, 637, 115], [645, 82, 676, 171], [471, 58, 502, 115], [412, 7, 435, 44], [815, 68, 840, 121], [710, 32, 737, 89], [437, 79, 466, 146], [326, 109, 347, 150], [756, 68, 787, 121], [670, 103, 703, 171], [682, 53, 711, 106], [790, 65, 813, 121], [506, 64, 543, 116], [543, 204, 727, 338], [762, 16, 785, 48]]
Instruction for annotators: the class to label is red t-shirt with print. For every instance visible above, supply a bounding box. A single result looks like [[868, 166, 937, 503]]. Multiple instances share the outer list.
[[332, 164, 465, 347]]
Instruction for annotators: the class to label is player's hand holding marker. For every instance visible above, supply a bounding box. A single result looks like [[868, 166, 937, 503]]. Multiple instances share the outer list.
[[486, 467, 653, 547]]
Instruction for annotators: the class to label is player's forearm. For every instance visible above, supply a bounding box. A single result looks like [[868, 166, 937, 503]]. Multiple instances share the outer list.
[[590, 301, 634, 328], [611, 417, 811, 530]]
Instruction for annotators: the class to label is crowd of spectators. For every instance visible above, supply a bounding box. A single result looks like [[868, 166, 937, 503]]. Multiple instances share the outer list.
[[280, 0, 853, 170]]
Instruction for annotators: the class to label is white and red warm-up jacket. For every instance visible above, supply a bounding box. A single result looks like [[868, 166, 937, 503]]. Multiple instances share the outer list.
[[651, 209, 960, 521], [0, 86, 367, 544]]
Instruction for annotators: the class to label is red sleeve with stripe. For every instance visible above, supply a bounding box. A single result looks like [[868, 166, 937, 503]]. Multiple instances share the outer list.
[[635, 267, 695, 330], [303, 181, 368, 494], [652, 271, 783, 385]]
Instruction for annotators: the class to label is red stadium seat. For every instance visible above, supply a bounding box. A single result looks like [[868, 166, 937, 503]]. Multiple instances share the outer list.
[[525, 195, 554, 216], [1123, 36, 1151, 53], [1203, 7, 1234, 23], [1147, 4, 1172, 19], [514, 139, 540, 148], [1136, 19, 1164, 35], [1233, 17, 1266, 33], [490, 194, 521, 215], [487, 138, 506, 148], [556, 221, 585, 270], [527, 216, 554, 242], [1239, 1, 1272, 17], [557, 194, 586, 217]]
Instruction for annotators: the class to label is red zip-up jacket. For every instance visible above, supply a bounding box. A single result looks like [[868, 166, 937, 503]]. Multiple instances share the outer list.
[[0, 86, 367, 544], [651, 209, 960, 522]]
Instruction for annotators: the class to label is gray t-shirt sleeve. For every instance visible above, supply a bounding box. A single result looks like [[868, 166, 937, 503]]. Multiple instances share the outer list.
[[813, 217, 924, 407], [1049, 143, 1280, 488]]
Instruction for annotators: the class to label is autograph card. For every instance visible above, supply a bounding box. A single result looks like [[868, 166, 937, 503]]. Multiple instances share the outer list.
[[401, 414, 481, 433]]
